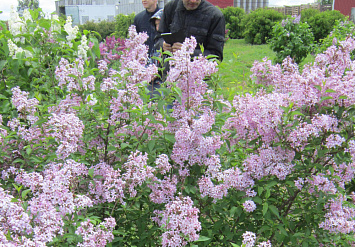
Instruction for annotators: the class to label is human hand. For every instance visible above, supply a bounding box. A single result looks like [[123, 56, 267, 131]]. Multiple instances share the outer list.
[[163, 42, 173, 52], [172, 42, 183, 52]]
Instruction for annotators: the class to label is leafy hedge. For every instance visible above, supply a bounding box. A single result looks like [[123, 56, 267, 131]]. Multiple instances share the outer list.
[[220, 7, 246, 39], [114, 13, 135, 38], [78, 20, 116, 41], [302, 10, 346, 43], [242, 8, 284, 45]]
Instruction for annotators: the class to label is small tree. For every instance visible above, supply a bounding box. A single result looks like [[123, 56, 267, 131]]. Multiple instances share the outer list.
[[17, 0, 39, 15], [306, 10, 345, 42], [114, 13, 135, 38], [221, 7, 246, 39], [242, 8, 284, 45], [269, 16, 314, 64]]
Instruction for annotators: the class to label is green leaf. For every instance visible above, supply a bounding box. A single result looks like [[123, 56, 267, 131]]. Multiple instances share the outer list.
[[0, 94, 7, 100], [277, 225, 288, 236], [0, 60, 7, 70], [231, 243, 240, 247], [195, 236, 210, 242], [148, 140, 155, 152], [22, 189, 31, 200], [269, 204, 280, 219], [26, 146, 32, 155], [88, 168, 94, 178], [263, 202, 268, 216]]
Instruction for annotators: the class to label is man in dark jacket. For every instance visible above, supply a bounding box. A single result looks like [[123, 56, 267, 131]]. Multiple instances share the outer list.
[[133, 0, 161, 56], [155, 0, 225, 61]]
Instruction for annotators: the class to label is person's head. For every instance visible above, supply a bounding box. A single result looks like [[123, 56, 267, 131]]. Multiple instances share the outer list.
[[142, 0, 158, 12], [150, 9, 163, 31], [182, 0, 201, 11]]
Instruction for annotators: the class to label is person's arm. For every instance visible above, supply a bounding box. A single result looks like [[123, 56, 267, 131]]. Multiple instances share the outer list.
[[193, 11, 225, 61]]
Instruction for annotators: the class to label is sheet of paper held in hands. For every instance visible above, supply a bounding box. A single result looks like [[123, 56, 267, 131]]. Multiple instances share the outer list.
[[161, 29, 186, 44]]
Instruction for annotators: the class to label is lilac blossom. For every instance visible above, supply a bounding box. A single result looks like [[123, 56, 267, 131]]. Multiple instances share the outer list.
[[55, 58, 95, 92], [242, 231, 256, 247], [122, 151, 155, 197], [99, 36, 125, 63], [148, 176, 178, 204], [88, 162, 125, 204], [251, 37, 355, 108], [120, 26, 157, 84], [319, 196, 355, 234], [243, 200, 257, 212], [48, 113, 84, 159], [11, 86, 39, 119], [153, 196, 201, 247], [75, 217, 116, 247]]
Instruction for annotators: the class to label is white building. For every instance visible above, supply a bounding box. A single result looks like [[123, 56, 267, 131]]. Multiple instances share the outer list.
[[55, 0, 164, 25]]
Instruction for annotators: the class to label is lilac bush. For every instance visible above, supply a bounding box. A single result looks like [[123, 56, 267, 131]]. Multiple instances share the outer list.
[[0, 8, 355, 247]]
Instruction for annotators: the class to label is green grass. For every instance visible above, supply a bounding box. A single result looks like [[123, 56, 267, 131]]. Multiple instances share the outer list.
[[217, 39, 315, 98]]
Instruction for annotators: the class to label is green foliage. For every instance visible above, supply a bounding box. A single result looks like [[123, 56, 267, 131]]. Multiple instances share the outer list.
[[305, 10, 346, 43], [269, 17, 314, 64], [300, 8, 320, 23], [220, 7, 246, 39], [17, 0, 39, 13], [115, 13, 135, 38], [242, 8, 284, 45], [78, 20, 116, 41], [317, 19, 355, 54]]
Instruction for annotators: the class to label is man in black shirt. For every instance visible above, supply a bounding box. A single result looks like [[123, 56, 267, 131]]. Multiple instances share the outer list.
[[155, 0, 225, 61], [133, 0, 161, 56]]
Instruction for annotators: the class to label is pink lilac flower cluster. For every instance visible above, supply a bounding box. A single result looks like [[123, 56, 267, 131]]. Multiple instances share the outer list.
[[242, 145, 295, 180], [99, 35, 125, 63], [15, 160, 91, 215], [223, 91, 290, 146], [319, 195, 355, 234], [88, 162, 125, 204], [155, 154, 172, 175], [11, 86, 39, 122], [55, 58, 95, 92], [198, 155, 254, 201], [0, 186, 34, 244], [242, 231, 256, 247], [251, 37, 355, 108], [48, 113, 84, 158], [167, 37, 218, 116], [120, 26, 157, 84], [172, 110, 223, 168], [48, 94, 82, 114], [287, 114, 339, 151], [75, 217, 116, 247], [122, 151, 155, 197], [307, 174, 337, 194], [243, 200, 257, 212], [3, 160, 95, 244], [153, 196, 201, 247], [148, 176, 178, 204]]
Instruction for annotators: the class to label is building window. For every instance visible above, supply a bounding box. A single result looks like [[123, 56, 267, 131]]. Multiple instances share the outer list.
[[82, 16, 89, 23]]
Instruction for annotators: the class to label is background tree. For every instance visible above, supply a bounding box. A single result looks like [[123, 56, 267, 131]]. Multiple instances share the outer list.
[[17, 0, 39, 15]]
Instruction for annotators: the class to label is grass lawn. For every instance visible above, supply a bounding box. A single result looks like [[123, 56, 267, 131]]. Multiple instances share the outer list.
[[217, 39, 315, 98]]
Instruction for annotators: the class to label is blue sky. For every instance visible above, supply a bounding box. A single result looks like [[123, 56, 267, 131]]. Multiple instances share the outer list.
[[1, 0, 316, 20]]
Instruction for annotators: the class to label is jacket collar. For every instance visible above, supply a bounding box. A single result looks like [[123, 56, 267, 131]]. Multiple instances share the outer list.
[[146, 6, 160, 15]]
